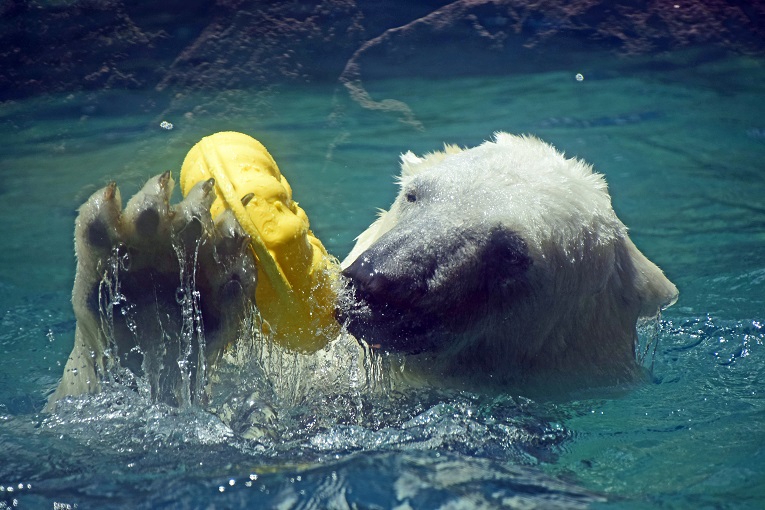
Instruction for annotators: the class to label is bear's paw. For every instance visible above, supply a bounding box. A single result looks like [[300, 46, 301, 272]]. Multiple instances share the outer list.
[[53, 173, 259, 408]]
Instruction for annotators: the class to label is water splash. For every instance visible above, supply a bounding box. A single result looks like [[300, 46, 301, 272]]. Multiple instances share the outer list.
[[171, 233, 206, 407], [636, 314, 662, 370], [88, 233, 220, 408]]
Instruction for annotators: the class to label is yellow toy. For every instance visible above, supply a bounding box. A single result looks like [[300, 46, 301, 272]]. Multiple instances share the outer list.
[[180, 132, 340, 351]]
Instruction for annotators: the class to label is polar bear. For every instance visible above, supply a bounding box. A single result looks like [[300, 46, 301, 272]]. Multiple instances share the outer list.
[[339, 133, 677, 388], [50, 132, 677, 413]]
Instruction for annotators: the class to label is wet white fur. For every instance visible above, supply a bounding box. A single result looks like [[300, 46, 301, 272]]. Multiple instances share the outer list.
[[342, 133, 677, 384], [344, 132, 676, 318]]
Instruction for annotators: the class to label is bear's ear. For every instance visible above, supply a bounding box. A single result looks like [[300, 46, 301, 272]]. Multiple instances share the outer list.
[[399, 144, 464, 180], [622, 236, 679, 318]]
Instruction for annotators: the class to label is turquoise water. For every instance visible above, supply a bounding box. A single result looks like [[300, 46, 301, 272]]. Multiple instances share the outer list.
[[1, 48, 765, 508]]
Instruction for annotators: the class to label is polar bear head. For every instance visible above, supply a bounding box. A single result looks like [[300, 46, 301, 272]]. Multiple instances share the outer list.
[[338, 133, 678, 384]]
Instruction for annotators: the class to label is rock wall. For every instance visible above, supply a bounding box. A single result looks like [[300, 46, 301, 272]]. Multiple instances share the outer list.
[[1, 0, 763, 100]]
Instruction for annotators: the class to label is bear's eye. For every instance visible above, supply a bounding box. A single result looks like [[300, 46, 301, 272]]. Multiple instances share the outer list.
[[405, 191, 417, 203]]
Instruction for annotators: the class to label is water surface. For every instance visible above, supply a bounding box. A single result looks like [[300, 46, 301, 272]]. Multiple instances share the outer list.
[[1, 47, 764, 508]]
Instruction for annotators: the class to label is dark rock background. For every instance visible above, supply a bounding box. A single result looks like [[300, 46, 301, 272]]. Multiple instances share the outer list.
[[2, 0, 763, 101]]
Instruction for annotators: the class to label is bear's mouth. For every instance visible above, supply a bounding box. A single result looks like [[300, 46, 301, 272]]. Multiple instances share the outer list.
[[335, 276, 442, 354]]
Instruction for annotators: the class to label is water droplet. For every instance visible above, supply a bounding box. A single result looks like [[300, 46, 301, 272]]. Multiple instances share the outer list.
[[120, 251, 131, 271]]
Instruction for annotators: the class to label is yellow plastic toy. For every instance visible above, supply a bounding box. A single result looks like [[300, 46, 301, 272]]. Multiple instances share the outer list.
[[180, 131, 340, 351]]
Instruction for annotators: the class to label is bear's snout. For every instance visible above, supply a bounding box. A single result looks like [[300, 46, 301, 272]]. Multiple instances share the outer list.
[[337, 231, 440, 353], [341, 254, 428, 310], [337, 222, 534, 355]]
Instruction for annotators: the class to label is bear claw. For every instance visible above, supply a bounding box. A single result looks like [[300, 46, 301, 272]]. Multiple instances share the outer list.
[[58, 172, 258, 408]]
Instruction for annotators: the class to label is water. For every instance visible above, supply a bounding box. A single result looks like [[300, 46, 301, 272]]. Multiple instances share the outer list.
[[1, 46, 765, 508]]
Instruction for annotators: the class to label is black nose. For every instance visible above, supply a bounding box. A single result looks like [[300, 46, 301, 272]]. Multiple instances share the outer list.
[[342, 253, 428, 309], [342, 256, 393, 308]]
